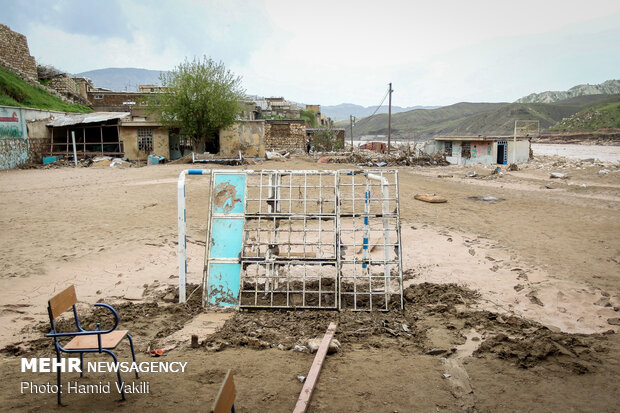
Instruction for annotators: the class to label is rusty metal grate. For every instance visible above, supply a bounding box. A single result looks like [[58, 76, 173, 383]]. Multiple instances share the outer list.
[[202, 169, 403, 311]]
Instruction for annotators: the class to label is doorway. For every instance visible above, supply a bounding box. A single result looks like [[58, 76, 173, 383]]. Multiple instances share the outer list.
[[496, 141, 507, 164]]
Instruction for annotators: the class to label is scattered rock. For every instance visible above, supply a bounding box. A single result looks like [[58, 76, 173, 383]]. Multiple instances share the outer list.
[[525, 291, 544, 307], [297, 375, 306, 383], [468, 249, 476, 256], [307, 338, 340, 354], [607, 318, 620, 326], [467, 171, 477, 178], [598, 169, 609, 175], [550, 172, 566, 179], [426, 348, 447, 356], [294, 345, 307, 352], [507, 163, 519, 171], [442, 373, 451, 379], [513, 284, 525, 292], [594, 297, 612, 307], [468, 196, 504, 202]]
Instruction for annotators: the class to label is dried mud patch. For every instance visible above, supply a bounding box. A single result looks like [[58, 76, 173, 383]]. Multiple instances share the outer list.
[[2, 283, 611, 375], [1, 284, 203, 356], [474, 329, 609, 373]]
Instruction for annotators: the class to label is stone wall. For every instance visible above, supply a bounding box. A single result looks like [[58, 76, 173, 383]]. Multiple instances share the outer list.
[[0, 24, 37, 79], [219, 121, 265, 157], [88, 91, 148, 112], [119, 126, 170, 161], [46, 75, 89, 104], [264, 120, 306, 152]]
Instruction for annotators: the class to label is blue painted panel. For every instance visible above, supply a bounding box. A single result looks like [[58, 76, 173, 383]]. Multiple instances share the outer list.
[[207, 263, 241, 306], [210, 218, 244, 258], [213, 174, 245, 214]]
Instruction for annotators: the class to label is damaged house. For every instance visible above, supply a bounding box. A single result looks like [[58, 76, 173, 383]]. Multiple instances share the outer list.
[[424, 136, 531, 165]]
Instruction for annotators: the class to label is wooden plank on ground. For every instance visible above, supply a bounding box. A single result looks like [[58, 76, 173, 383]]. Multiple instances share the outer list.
[[211, 369, 235, 413], [293, 322, 338, 413]]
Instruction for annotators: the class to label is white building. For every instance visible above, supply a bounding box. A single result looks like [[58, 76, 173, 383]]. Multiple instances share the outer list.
[[424, 136, 531, 165]]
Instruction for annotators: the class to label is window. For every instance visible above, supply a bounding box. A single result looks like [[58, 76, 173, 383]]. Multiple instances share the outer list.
[[444, 142, 452, 156], [462, 142, 471, 158], [94, 95, 103, 99], [179, 136, 193, 152], [137, 128, 153, 151]]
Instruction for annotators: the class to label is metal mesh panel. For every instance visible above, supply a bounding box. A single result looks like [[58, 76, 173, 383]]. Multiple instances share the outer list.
[[204, 169, 403, 311]]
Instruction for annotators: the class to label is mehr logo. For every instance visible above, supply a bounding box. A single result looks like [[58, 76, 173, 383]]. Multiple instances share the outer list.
[[21, 358, 188, 373]]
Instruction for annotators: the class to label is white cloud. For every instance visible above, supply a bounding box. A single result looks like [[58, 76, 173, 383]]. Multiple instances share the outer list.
[[3, 0, 619, 105]]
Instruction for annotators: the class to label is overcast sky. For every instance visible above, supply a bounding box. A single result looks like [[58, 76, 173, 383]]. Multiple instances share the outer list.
[[2, 0, 619, 106]]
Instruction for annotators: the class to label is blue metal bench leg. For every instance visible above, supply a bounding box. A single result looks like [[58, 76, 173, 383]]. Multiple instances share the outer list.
[[231, 404, 236, 413], [55, 348, 62, 405], [126, 333, 139, 379], [103, 350, 125, 401], [79, 353, 84, 377]]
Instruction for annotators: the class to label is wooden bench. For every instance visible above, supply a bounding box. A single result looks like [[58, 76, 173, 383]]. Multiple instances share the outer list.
[[46, 285, 138, 405]]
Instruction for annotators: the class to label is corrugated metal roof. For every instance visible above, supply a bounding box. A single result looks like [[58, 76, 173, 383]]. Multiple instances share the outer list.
[[47, 112, 130, 127]]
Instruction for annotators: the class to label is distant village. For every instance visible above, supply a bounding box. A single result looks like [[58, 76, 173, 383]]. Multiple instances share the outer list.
[[0, 24, 346, 169], [1, 23, 534, 170]]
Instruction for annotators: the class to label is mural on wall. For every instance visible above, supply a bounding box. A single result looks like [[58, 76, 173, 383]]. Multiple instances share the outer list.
[[0, 107, 26, 139], [0, 107, 29, 170]]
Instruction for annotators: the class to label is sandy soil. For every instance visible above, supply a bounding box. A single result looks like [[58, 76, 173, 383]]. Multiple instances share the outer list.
[[532, 143, 620, 163], [0, 153, 619, 412]]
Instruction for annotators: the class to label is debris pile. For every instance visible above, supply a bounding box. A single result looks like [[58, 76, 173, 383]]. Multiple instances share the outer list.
[[321, 149, 449, 167]]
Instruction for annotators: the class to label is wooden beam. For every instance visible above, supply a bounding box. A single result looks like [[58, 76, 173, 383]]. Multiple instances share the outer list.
[[293, 322, 338, 413], [211, 369, 235, 413]]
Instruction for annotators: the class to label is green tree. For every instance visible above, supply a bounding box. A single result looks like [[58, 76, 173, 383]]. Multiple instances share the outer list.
[[149, 56, 245, 151]]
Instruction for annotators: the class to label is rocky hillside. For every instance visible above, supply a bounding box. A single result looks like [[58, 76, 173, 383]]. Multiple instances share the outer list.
[[551, 100, 620, 131], [516, 79, 620, 104]]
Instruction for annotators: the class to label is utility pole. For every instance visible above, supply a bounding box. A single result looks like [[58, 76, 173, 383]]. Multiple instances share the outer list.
[[387, 82, 393, 154], [349, 115, 355, 149]]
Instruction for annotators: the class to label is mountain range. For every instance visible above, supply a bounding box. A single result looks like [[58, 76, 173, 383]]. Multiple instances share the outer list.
[[344, 93, 620, 139], [75, 68, 165, 91], [320, 103, 439, 121], [516, 79, 620, 104]]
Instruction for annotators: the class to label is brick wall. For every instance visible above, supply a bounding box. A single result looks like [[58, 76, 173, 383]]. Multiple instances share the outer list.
[[0, 24, 37, 79], [264, 120, 306, 152], [88, 92, 147, 111]]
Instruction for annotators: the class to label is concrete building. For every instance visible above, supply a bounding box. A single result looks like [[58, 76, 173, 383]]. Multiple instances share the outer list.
[[424, 136, 531, 165]]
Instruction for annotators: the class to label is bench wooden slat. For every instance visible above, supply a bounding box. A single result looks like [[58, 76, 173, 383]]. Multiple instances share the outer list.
[[49, 285, 77, 319], [211, 369, 235, 413], [64, 330, 128, 350]]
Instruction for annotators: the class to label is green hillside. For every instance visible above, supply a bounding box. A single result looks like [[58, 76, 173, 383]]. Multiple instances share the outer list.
[[0, 67, 91, 112], [349, 94, 620, 138], [348, 102, 507, 138], [551, 101, 620, 131]]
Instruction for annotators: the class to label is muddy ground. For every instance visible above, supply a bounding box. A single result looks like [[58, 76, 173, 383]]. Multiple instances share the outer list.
[[0, 154, 619, 411]]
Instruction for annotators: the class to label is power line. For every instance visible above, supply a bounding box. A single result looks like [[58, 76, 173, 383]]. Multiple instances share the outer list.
[[353, 87, 390, 127]]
